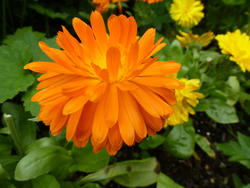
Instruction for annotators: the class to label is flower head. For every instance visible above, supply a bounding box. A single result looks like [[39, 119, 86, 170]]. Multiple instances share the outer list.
[[177, 31, 215, 48], [170, 0, 204, 28], [93, 0, 126, 13], [24, 11, 183, 155], [142, 0, 163, 4], [216, 30, 250, 72], [165, 79, 204, 126]]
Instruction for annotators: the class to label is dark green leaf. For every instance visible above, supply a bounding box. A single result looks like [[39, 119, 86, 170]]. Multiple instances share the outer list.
[[15, 146, 73, 181], [80, 158, 159, 187], [32, 175, 60, 188], [29, 4, 69, 20], [205, 98, 239, 124], [25, 137, 58, 154], [0, 45, 35, 103], [216, 132, 250, 169], [139, 134, 165, 150], [164, 120, 195, 159], [70, 142, 110, 173], [195, 134, 216, 158], [222, 0, 246, 5], [2, 102, 37, 150], [81, 183, 101, 188], [0, 164, 10, 180], [157, 173, 184, 188]]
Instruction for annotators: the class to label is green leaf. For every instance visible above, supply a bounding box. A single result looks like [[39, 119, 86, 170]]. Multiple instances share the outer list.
[[25, 137, 58, 154], [216, 132, 250, 169], [195, 134, 216, 158], [164, 120, 195, 159], [15, 146, 73, 181], [0, 45, 35, 103], [81, 183, 101, 188], [22, 84, 40, 117], [232, 174, 244, 188], [205, 98, 239, 124], [32, 175, 60, 188], [2, 102, 37, 151], [222, 0, 246, 5], [225, 76, 240, 105], [0, 164, 10, 180], [0, 27, 56, 103], [80, 158, 159, 187], [139, 134, 165, 150], [70, 142, 110, 173], [157, 173, 184, 188], [0, 135, 12, 156], [29, 4, 69, 20]]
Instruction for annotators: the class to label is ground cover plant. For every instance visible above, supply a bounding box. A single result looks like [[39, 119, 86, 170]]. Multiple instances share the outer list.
[[0, 0, 250, 187]]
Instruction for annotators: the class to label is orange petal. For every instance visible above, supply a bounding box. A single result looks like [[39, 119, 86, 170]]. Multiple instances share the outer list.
[[92, 99, 109, 144], [104, 85, 119, 127], [24, 61, 72, 74], [149, 87, 176, 105], [72, 17, 88, 43], [126, 17, 137, 46], [90, 11, 108, 45], [117, 81, 138, 91], [108, 15, 121, 43], [138, 28, 155, 61], [118, 15, 129, 47], [140, 61, 181, 76], [63, 95, 88, 115], [106, 47, 121, 81], [118, 92, 135, 146], [66, 109, 83, 141], [130, 86, 173, 118], [133, 76, 184, 89], [108, 124, 123, 150], [140, 106, 163, 132], [73, 102, 96, 147], [120, 91, 147, 139]]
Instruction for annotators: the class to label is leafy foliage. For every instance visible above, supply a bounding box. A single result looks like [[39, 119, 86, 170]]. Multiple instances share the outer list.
[[216, 133, 250, 169]]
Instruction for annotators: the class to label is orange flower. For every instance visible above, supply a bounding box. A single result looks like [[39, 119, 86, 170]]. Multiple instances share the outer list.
[[142, 0, 163, 4], [24, 11, 183, 155], [93, 0, 126, 13]]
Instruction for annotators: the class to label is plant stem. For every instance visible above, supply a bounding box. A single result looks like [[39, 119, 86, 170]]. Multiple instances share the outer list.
[[3, 114, 24, 156]]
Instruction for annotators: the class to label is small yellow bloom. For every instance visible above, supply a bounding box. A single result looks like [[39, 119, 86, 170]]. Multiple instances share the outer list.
[[216, 30, 250, 72], [165, 79, 204, 126], [177, 31, 215, 48], [170, 0, 204, 28]]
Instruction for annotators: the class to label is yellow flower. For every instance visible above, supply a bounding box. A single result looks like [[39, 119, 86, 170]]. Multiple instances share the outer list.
[[165, 79, 204, 126], [170, 0, 204, 28], [216, 30, 250, 72], [177, 31, 215, 48]]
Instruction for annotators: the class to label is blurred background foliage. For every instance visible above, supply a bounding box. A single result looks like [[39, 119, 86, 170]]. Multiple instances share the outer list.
[[0, 0, 250, 187]]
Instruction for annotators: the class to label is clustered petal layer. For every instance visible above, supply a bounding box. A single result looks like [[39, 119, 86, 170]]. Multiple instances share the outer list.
[[92, 0, 126, 13], [170, 0, 204, 28], [24, 11, 183, 155], [165, 79, 204, 126], [216, 30, 250, 72], [142, 0, 163, 4], [177, 31, 215, 48]]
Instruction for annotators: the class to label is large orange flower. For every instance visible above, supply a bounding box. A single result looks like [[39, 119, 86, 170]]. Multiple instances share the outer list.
[[24, 11, 183, 155]]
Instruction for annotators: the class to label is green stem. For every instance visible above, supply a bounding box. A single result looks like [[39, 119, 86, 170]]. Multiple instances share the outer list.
[[2, 0, 6, 39], [3, 114, 24, 156]]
